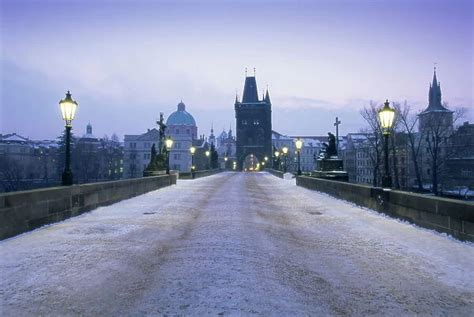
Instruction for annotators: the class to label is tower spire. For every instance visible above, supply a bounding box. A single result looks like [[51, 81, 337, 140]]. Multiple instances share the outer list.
[[265, 86, 271, 105], [425, 66, 446, 111]]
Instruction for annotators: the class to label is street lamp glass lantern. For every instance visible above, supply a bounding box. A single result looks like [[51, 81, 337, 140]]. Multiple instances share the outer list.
[[264, 156, 268, 161], [282, 146, 288, 155], [378, 100, 395, 134], [295, 138, 303, 151], [59, 91, 78, 125], [274, 151, 280, 158], [190, 146, 196, 154], [165, 137, 173, 150], [224, 157, 228, 161], [205, 150, 210, 157]]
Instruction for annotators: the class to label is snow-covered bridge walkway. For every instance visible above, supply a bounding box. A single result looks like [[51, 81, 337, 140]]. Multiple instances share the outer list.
[[1, 172, 473, 315]]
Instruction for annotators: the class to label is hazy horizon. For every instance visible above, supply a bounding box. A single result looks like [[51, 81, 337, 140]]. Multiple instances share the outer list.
[[1, 0, 472, 141]]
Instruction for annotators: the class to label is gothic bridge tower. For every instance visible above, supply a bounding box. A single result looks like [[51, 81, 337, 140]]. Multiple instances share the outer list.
[[234, 72, 272, 170]]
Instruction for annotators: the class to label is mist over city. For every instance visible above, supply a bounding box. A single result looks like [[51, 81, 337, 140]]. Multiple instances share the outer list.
[[1, 0, 472, 140]]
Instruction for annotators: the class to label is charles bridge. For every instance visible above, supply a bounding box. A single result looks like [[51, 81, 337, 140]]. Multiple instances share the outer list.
[[1, 170, 473, 315], [1, 169, 472, 242]]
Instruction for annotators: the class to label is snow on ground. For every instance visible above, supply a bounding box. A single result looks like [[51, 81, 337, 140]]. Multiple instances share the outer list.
[[1, 172, 473, 316]]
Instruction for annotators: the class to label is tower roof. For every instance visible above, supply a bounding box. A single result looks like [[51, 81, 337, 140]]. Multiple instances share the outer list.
[[265, 88, 271, 104], [242, 76, 259, 103], [423, 68, 449, 113]]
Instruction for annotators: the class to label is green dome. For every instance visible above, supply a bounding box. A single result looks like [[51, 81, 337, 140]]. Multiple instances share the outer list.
[[166, 101, 196, 126]]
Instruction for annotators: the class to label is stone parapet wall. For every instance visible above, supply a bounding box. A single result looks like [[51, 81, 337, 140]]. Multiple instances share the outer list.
[[178, 169, 223, 179], [266, 169, 285, 179], [296, 176, 474, 242], [0, 174, 177, 240]]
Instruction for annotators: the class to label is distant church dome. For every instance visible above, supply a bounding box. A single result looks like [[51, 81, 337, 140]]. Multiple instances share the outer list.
[[166, 101, 196, 126]]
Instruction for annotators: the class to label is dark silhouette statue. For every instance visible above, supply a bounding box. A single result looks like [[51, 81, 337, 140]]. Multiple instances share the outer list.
[[144, 113, 168, 175], [322, 132, 337, 158]]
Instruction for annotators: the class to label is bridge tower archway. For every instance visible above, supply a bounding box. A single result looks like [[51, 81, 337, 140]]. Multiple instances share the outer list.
[[242, 154, 260, 171]]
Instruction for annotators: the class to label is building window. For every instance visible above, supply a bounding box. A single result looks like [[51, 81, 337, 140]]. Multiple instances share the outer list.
[[242, 120, 248, 125], [176, 129, 179, 134], [130, 143, 136, 148], [253, 119, 260, 125], [187, 129, 190, 134], [174, 153, 181, 160]]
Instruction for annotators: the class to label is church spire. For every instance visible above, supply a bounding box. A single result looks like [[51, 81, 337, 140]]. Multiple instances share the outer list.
[[265, 87, 271, 105], [424, 67, 448, 112]]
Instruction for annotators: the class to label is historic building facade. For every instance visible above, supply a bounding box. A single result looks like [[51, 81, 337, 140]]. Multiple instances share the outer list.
[[235, 74, 272, 170], [123, 101, 198, 177], [166, 101, 198, 172]]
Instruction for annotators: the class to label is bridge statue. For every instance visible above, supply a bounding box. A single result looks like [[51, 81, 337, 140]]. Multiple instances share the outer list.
[[157, 112, 167, 154], [312, 133, 348, 181], [324, 132, 338, 158], [144, 113, 168, 176]]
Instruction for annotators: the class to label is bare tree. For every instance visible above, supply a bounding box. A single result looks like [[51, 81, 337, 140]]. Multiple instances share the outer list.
[[0, 156, 23, 192], [394, 101, 424, 191], [360, 101, 383, 187], [421, 104, 465, 195]]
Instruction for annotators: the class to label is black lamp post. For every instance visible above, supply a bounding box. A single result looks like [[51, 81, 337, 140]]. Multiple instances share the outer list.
[[295, 138, 303, 175], [59, 91, 78, 186], [205, 150, 210, 170], [165, 137, 173, 174], [190, 146, 196, 178], [282, 146, 288, 173], [378, 100, 396, 188], [274, 150, 280, 169]]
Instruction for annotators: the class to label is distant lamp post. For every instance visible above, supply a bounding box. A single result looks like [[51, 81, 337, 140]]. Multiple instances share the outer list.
[[378, 100, 396, 188], [295, 138, 303, 175], [190, 146, 196, 178], [59, 91, 78, 186], [165, 137, 173, 174], [274, 150, 280, 169], [282, 146, 288, 173], [205, 150, 211, 170]]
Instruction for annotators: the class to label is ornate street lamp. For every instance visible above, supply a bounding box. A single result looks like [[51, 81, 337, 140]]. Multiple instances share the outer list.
[[190, 146, 196, 178], [59, 91, 78, 186], [274, 150, 280, 169], [165, 137, 173, 174], [205, 150, 211, 170], [378, 100, 396, 188], [282, 146, 288, 173], [295, 138, 303, 175]]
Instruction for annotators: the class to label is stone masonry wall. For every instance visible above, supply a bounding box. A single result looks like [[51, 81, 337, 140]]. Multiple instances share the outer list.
[[0, 174, 177, 240], [296, 176, 474, 242]]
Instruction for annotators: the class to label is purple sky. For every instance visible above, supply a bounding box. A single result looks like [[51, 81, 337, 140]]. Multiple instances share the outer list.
[[1, 0, 472, 140]]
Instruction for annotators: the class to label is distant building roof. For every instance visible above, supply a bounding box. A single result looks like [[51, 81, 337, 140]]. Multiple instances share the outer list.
[[0, 133, 29, 143]]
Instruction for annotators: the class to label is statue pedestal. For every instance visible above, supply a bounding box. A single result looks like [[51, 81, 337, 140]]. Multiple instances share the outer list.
[[312, 157, 348, 182]]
